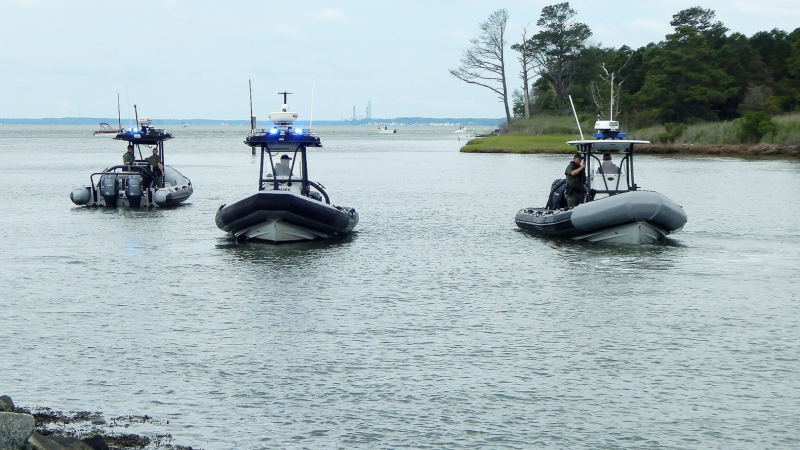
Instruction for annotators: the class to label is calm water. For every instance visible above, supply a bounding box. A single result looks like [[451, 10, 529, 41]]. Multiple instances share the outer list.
[[1, 125, 799, 449]]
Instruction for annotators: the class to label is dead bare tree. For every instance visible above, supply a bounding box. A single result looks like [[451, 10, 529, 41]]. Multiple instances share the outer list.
[[511, 24, 537, 119], [588, 55, 633, 117], [449, 9, 512, 127]]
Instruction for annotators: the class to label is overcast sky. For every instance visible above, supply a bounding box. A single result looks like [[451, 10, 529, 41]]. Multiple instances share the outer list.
[[1, 0, 798, 120]]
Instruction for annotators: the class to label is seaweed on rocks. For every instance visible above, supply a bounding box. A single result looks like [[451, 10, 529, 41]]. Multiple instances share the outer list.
[[13, 405, 197, 450]]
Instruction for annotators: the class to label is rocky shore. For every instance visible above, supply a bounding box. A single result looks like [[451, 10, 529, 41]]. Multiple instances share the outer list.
[[0, 396, 196, 450]]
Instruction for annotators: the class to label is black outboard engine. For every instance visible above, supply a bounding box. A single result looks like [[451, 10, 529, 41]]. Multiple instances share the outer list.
[[126, 174, 144, 207], [100, 174, 118, 207], [545, 178, 567, 210]]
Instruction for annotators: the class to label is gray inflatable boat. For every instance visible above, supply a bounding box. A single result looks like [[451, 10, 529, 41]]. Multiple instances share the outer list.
[[515, 118, 687, 244]]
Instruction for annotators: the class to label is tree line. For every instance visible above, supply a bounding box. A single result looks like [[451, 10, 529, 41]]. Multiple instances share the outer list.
[[450, 3, 800, 131]]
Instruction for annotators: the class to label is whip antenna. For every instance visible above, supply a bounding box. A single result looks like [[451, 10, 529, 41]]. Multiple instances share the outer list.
[[309, 79, 315, 132], [249, 79, 255, 133], [569, 95, 584, 140], [125, 87, 131, 128]]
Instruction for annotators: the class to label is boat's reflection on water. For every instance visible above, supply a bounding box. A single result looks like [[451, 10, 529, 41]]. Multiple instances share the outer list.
[[515, 227, 686, 271], [215, 232, 359, 265], [69, 204, 183, 219]]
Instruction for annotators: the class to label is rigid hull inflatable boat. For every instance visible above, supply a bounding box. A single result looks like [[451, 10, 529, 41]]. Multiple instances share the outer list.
[[215, 91, 358, 243], [515, 118, 687, 244], [71, 115, 193, 208]]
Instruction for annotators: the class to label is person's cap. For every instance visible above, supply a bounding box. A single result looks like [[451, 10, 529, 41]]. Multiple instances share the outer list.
[[280, 155, 291, 160], [573, 153, 582, 159]]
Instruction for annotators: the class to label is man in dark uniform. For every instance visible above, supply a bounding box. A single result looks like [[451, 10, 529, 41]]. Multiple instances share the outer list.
[[565, 152, 586, 208], [274, 154, 292, 176], [147, 148, 164, 188], [123, 144, 134, 165]]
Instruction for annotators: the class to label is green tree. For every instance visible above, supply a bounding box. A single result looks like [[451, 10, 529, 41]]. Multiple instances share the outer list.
[[658, 122, 687, 143], [737, 111, 777, 143], [784, 28, 800, 111], [511, 89, 525, 117], [449, 9, 513, 127], [527, 2, 592, 113], [635, 8, 738, 123]]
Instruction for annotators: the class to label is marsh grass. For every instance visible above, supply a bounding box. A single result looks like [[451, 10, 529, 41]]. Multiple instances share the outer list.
[[461, 134, 575, 153], [506, 112, 800, 145]]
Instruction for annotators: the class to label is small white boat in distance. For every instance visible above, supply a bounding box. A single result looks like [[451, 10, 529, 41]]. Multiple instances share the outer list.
[[454, 126, 469, 133], [376, 125, 396, 134]]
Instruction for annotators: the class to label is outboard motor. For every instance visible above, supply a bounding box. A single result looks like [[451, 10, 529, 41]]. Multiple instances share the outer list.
[[125, 174, 144, 207], [99, 174, 118, 207], [545, 178, 568, 210]]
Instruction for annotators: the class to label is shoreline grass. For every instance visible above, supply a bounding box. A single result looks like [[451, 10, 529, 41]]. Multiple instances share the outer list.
[[460, 135, 800, 156], [460, 134, 576, 154], [464, 112, 800, 157]]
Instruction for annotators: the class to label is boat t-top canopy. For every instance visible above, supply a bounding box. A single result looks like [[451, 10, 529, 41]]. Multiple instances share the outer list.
[[113, 122, 173, 145], [245, 132, 321, 151], [566, 139, 650, 150]]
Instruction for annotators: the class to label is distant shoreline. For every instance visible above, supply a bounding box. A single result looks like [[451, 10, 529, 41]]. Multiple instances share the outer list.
[[0, 117, 504, 127]]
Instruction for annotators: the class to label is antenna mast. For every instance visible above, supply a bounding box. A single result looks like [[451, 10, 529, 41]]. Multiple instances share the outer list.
[[309, 79, 315, 132], [133, 104, 141, 159], [125, 87, 131, 127], [117, 93, 121, 130], [249, 79, 255, 133], [278, 91, 292, 105], [569, 95, 584, 140]]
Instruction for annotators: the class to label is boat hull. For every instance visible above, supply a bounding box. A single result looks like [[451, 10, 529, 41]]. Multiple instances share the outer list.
[[216, 191, 358, 244], [515, 190, 686, 243]]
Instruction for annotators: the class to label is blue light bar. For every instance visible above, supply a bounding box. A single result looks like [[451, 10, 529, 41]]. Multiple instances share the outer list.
[[294, 128, 303, 135], [269, 128, 279, 135]]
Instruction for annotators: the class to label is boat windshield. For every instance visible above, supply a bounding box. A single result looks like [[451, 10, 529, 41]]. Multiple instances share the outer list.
[[589, 153, 629, 197], [266, 151, 304, 181]]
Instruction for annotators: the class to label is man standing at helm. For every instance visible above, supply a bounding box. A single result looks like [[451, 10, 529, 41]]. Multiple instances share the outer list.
[[565, 152, 586, 208], [123, 144, 134, 164], [148, 148, 164, 187]]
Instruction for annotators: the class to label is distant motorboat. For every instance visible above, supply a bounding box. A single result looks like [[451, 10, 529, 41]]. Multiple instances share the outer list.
[[181, 123, 188, 127], [454, 126, 469, 133], [93, 122, 120, 136], [376, 125, 396, 134]]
